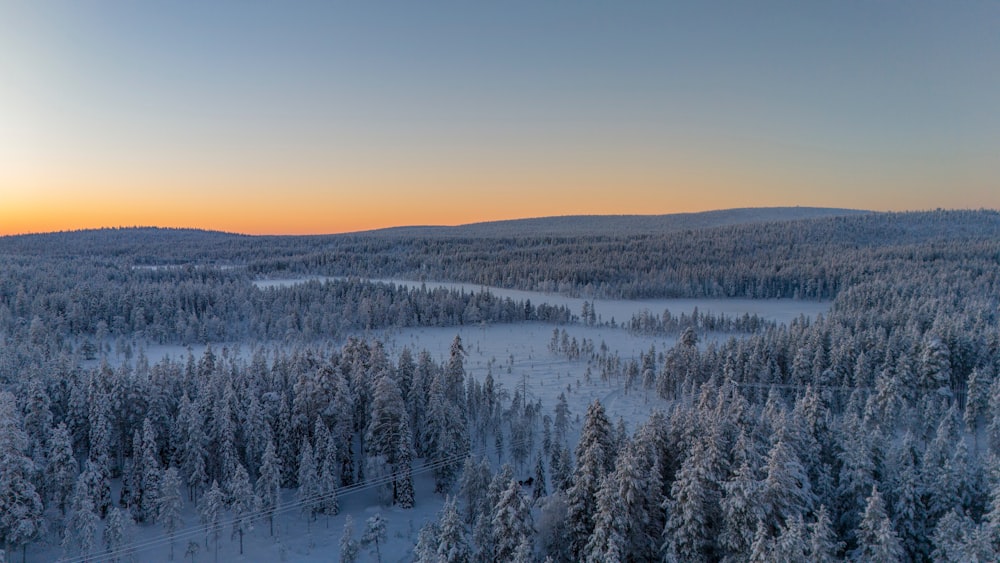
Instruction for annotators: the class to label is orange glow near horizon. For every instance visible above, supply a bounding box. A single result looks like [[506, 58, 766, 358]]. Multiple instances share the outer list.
[[5, 101, 996, 237], [3, 156, 996, 237], [2, 186, 719, 237], [0, 158, 794, 235]]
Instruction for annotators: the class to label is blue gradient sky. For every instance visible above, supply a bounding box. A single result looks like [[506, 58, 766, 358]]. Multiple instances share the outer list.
[[2, 1, 998, 234]]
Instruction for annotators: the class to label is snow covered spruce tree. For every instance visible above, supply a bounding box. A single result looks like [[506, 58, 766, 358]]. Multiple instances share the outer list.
[[413, 521, 440, 563], [662, 434, 725, 561], [433, 496, 471, 563], [179, 393, 210, 504], [255, 436, 282, 536], [361, 512, 388, 563], [459, 456, 492, 525], [395, 417, 416, 509], [198, 480, 225, 560], [492, 479, 534, 562], [330, 373, 356, 486], [852, 485, 903, 562], [297, 436, 319, 523], [759, 433, 815, 537], [364, 370, 410, 506], [424, 336, 470, 492], [532, 455, 548, 501], [566, 399, 616, 559], [473, 463, 514, 558], [62, 472, 100, 561], [808, 504, 843, 562], [720, 449, 763, 558], [155, 466, 184, 560], [585, 436, 663, 562], [45, 422, 76, 517], [227, 461, 256, 555], [340, 515, 360, 563], [131, 417, 162, 523], [102, 506, 134, 563], [314, 419, 340, 517]]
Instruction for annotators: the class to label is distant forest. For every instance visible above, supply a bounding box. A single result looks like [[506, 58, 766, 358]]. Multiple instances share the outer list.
[[2, 208, 1000, 562]]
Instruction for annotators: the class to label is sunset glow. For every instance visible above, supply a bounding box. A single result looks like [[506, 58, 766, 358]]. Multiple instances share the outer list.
[[2, 2, 998, 236]]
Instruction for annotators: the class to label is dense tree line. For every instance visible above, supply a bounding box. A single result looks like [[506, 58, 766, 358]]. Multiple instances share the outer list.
[[4, 210, 999, 301], [626, 307, 776, 336], [0, 264, 571, 362]]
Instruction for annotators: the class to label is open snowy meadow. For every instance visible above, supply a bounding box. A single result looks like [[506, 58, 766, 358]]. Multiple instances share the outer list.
[[28, 281, 828, 563]]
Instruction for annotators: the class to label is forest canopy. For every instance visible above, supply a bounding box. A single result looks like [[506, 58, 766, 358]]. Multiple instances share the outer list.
[[1, 208, 999, 562]]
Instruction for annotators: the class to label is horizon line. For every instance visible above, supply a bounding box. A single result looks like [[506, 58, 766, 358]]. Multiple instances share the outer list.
[[23, 205, 1000, 239]]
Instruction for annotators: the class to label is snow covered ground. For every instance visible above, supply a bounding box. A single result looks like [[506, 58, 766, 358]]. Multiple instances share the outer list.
[[44, 282, 828, 562]]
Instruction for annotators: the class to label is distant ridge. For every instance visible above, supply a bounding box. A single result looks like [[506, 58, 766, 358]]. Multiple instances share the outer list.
[[0, 226, 243, 240], [0, 226, 247, 261], [0, 208, 871, 251], [0, 208, 871, 244], [1, 208, 996, 265], [365, 207, 870, 237]]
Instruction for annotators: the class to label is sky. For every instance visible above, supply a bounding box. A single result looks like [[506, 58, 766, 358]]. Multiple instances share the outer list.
[[2, 1, 998, 235]]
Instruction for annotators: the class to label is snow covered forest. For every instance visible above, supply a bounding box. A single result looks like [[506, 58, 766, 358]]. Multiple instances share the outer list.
[[2, 208, 1000, 562]]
